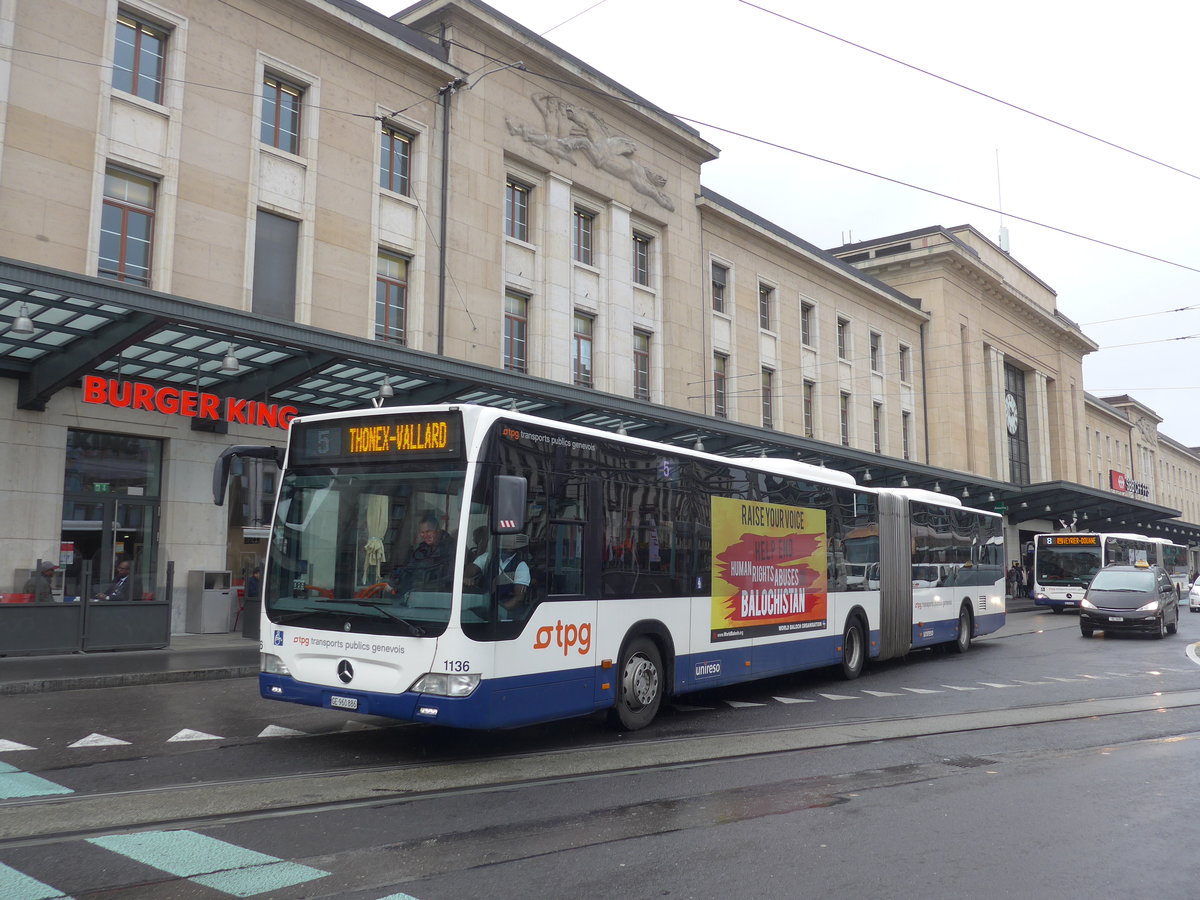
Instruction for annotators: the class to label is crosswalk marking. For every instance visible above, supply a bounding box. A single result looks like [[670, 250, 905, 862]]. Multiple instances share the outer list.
[[0, 762, 73, 800], [0, 862, 70, 900], [88, 830, 329, 897]]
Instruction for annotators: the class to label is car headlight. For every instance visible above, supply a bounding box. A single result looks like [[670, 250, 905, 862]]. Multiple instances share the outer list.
[[1137, 600, 1161, 612], [410, 672, 481, 697], [1080, 597, 1095, 609], [261, 653, 291, 676]]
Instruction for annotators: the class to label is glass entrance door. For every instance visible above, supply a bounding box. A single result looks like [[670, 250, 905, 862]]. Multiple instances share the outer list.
[[60, 498, 157, 602]]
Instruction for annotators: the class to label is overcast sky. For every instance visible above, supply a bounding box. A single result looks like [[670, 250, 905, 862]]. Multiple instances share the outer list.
[[364, 0, 1200, 448]]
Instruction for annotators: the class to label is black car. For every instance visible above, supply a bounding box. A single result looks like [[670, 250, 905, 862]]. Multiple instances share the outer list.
[[1079, 562, 1179, 638]]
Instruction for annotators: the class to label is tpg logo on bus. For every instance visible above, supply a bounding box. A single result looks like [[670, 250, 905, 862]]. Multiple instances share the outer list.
[[534, 620, 592, 656]]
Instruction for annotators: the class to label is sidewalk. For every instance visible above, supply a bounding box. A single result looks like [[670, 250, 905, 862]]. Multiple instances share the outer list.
[[0, 632, 260, 696]]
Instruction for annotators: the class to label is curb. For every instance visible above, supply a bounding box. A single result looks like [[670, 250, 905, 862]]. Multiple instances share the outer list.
[[0, 665, 261, 696]]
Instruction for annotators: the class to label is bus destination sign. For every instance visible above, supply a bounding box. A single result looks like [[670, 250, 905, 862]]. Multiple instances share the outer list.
[[291, 411, 462, 465], [1044, 534, 1099, 547]]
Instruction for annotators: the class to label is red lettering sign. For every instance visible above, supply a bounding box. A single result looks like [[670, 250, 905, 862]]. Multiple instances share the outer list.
[[81, 375, 293, 430]]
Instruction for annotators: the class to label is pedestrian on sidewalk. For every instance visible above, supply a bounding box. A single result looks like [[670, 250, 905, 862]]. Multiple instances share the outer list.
[[22, 561, 58, 603]]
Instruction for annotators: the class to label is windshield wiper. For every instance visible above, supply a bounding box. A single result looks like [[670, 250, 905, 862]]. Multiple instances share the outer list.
[[314, 598, 426, 635]]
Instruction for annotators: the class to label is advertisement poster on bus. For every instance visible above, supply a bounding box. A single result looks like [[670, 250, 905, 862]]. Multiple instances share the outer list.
[[711, 497, 827, 642]]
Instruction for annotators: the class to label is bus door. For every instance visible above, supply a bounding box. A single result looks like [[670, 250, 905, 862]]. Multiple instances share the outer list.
[[876, 492, 912, 660]]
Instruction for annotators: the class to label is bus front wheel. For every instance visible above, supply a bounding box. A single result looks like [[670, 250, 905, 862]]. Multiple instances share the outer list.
[[609, 637, 664, 731]]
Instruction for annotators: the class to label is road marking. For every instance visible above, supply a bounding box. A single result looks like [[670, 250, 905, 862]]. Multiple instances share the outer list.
[[167, 729, 223, 743], [88, 830, 329, 897], [0, 739, 36, 752], [860, 690, 902, 697], [672, 703, 714, 712], [977, 682, 1017, 688], [68, 734, 130, 748], [1188, 643, 1200, 666], [0, 763, 73, 800], [940, 685, 980, 691], [902, 687, 943, 694], [772, 696, 814, 704], [724, 700, 765, 708], [817, 693, 860, 700], [259, 726, 307, 737], [0, 862, 71, 900]]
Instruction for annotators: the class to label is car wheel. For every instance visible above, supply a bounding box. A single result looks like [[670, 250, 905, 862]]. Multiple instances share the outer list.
[[1155, 614, 1167, 639], [1080, 624, 1093, 638], [1167, 608, 1178, 635]]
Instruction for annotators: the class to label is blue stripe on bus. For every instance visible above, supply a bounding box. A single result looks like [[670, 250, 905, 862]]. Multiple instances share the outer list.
[[88, 831, 329, 897], [0, 863, 71, 900], [262, 610, 1004, 729]]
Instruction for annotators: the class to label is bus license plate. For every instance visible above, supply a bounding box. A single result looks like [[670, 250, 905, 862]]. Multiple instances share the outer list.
[[1107, 616, 1125, 622], [330, 696, 358, 710]]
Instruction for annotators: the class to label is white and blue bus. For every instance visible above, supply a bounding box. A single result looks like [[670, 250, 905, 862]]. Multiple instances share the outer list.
[[1031, 532, 1190, 611], [231, 404, 1005, 731]]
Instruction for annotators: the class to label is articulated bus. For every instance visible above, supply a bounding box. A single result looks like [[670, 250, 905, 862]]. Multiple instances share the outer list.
[[1031, 532, 1190, 611], [227, 405, 1005, 731]]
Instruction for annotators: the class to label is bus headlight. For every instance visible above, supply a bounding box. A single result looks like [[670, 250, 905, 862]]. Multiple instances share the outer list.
[[410, 672, 481, 697], [261, 653, 291, 676]]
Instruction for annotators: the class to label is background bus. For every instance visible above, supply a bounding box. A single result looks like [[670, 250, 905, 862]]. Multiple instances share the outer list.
[[234, 405, 1005, 731], [1030, 532, 1189, 610]]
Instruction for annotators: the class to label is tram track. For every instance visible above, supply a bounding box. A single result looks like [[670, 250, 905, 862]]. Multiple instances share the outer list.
[[3, 686, 1199, 850]]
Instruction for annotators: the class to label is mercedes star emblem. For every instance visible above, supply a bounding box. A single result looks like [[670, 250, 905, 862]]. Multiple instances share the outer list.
[[337, 660, 354, 684]]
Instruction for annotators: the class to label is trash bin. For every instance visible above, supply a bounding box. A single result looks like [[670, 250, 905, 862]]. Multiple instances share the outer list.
[[186, 570, 233, 633]]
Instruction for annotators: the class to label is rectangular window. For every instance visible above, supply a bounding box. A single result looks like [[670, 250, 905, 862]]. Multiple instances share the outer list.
[[573, 312, 594, 387], [375, 251, 408, 344], [837, 317, 850, 360], [758, 283, 774, 331], [633, 330, 651, 401], [632, 232, 651, 286], [713, 353, 728, 418], [898, 344, 911, 382], [840, 392, 851, 446], [252, 210, 299, 320], [379, 127, 412, 195], [99, 167, 156, 286], [803, 379, 815, 438], [261, 75, 303, 153], [505, 179, 529, 241], [869, 332, 882, 372], [573, 208, 594, 265], [902, 411, 912, 460], [800, 301, 814, 346], [504, 291, 528, 373], [114, 12, 165, 103], [711, 262, 727, 313], [761, 368, 774, 429], [872, 402, 883, 453]]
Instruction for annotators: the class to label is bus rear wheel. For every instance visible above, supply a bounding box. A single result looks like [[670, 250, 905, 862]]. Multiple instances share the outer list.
[[840, 617, 865, 680], [608, 637, 664, 731], [951, 604, 972, 654]]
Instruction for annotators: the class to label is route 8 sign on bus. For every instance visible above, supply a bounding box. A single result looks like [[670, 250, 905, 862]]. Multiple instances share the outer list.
[[710, 497, 827, 642]]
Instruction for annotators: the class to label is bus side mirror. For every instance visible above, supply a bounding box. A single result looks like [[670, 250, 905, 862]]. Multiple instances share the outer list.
[[492, 476, 527, 534]]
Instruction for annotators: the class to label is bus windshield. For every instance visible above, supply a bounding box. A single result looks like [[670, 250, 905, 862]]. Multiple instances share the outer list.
[[1035, 545, 1101, 587], [264, 467, 467, 637]]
